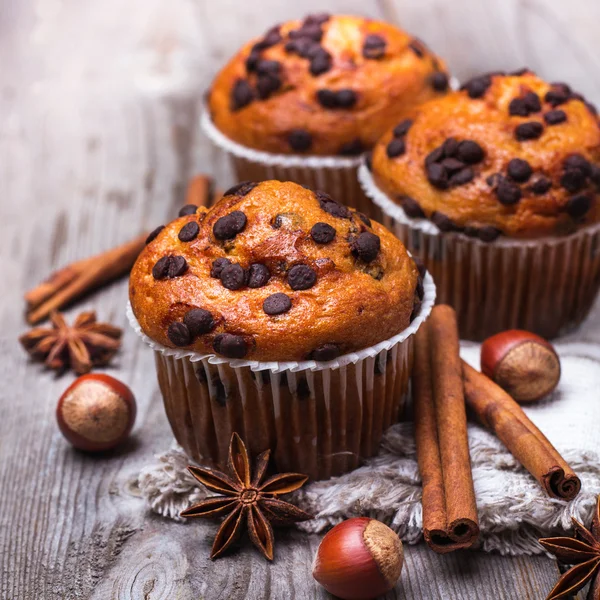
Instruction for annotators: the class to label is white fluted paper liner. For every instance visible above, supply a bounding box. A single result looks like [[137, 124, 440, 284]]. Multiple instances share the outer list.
[[126, 274, 435, 480], [359, 162, 600, 340], [201, 111, 362, 169], [125, 271, 434, 373]]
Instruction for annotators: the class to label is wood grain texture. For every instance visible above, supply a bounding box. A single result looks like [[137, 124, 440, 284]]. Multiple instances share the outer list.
[[2, 0, 599, 598]]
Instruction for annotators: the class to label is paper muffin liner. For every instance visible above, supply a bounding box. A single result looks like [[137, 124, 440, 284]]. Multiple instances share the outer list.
[[359, 163, 600, 341], [201, 111, 380, 218], [126, 273, 435, 481]]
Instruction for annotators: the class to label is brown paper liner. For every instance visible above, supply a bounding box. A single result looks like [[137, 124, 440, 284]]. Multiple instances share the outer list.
[[153, 343, 413, 481]]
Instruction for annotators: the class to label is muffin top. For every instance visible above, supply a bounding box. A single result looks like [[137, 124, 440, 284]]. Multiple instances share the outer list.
[[129, 181, 421, 362], [207, 14, 449, 156], [370, 70, 600, 240]]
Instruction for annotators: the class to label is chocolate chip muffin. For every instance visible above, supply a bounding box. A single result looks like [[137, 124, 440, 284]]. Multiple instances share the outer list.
[[202, 13, 449, 216], [360, 70, 600, 340], [128, 180, 434, 480]]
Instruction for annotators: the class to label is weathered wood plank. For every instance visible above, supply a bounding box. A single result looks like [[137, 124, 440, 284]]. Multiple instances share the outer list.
[[3, 0, 598, 598]]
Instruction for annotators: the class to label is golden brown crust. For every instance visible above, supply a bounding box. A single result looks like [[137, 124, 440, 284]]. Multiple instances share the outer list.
[[371, 71, 600, 239], [129, 181, 420, 361], [208, 14, 448, 156]]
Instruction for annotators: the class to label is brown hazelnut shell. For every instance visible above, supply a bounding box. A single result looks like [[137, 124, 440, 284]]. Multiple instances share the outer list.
[[56, 373, 137, 452], [481, 330, 560, 403], [312, 517, 403, 599]]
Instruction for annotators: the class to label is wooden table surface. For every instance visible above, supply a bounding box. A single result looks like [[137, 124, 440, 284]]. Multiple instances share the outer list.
[[2, 1, 599, 598]]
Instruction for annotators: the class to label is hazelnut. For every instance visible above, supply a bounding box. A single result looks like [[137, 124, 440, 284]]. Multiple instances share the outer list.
[[481, 330, 561, 403], [312, 517, 403, 600], [56, 374, 136, 451]]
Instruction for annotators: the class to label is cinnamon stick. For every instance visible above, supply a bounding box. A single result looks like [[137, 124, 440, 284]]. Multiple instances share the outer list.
[[462, 361, 581, 500], [413, 305, 479, 553], [25, 174, 216, 324]]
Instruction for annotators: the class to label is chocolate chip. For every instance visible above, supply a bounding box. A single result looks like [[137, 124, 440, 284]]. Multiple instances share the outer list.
[[288, 129, 312, 152], [213, 211, 247, 240], [545, 88, 570, 107], [449, 167, 474, 186], [393, 119, 413, 138], [387, 138, 406, 158], [310, 344, 341, 361], [305, 12, 330, 25], [591, 165, 600, 187], [213, 333, 248, 358], [311, 222, 336, 244], [430, 72, 449, 91], [530, 176, 552, 195], [339, 139, 364, 156], [456, 140, 485, 164], [463, 226, 479, 238], [146, 225, 164, 244], [231, 79, 254, 111], [523, 92, 542, 113], [256, 60, 281, 75], [224, 181, 257, 197], [178, 221, 199, 242], [254, 26, 281, 50], [495, 179, 522, 205], [285, 38, 315, 57], [220, 263, 246, 290], [515, 121, 544, 141], [442, 137, 459, 157], [431, 211, 456, 232], [210, 258, 231, 278], [586, 102, 598, 116], [336, 89, 357, 108], [245, 50, 260, 72], [566, 194, 592, 218], [256, 74, 281, 99], [352, 232, 381, 262], [317, 191, 351, 218], [289, 23, 323, 42], [564, 154, 591, 176], [358, 213, 372, 227], [363, 34, 386, 59], [544, 110, 567, 125], [441, 158, 465, 173], [167, 322, 191, 347], [426, 146, 445, 165], [510, 67, 530, 76], [400, 195, 425, 218], [310, 51, 332, 76], [509, 98, 529, 117], [408, 40, 425, 58], [263, 293, 292, 316], [184, 308, 215, 336], [179, 204, 198, 217], [462, 75, 492, 99], [507, 158, 532, 182], [316, 89, 337, 108], [247, 264, 270, 288], [288, 264, 317, 290], [478, 226, 502, 242], [561, 169, 587, 193], [152, 255, 188, 279], [426, 163, 449, 189], [486, 173, 502, 188]]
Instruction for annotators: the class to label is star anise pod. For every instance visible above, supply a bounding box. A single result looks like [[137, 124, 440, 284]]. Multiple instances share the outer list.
[[19, 310, 122, 375], [540, 495, 600, 599], [181, 432, 312, 560]]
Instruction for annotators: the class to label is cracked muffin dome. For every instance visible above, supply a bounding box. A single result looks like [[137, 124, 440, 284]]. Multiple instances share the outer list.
[[207, 13, 449, 156], [129, 181, 422, 362], [370, 70, 600, 239]]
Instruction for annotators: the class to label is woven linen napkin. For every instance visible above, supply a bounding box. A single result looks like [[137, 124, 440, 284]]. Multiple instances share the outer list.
[[136, 308, 600, 555]]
